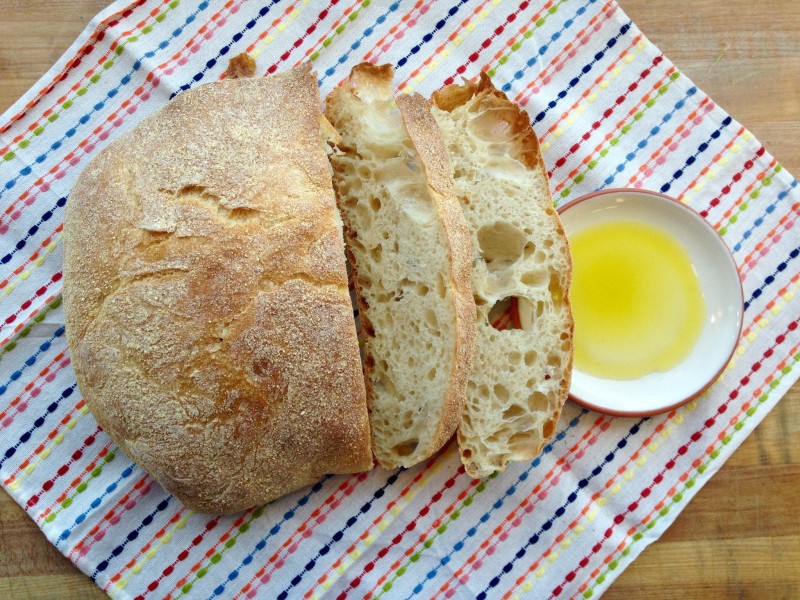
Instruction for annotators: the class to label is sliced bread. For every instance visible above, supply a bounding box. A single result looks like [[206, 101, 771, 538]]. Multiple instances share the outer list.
[[326, 64, 476, 469], [431, 74, 574, 478]]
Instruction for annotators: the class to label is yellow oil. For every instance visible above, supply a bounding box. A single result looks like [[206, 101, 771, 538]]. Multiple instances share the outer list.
[[569, 220, 706, 380]]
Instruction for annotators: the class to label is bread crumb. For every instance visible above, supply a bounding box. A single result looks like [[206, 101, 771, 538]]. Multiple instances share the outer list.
[[226, 53, 257, 79]]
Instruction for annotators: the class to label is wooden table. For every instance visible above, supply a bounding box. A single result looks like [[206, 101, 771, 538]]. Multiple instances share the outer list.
[[1, 1, 798, 598]]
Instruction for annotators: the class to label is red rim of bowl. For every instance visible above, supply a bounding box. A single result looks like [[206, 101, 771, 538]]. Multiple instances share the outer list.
[[557, 188, 745, 418]]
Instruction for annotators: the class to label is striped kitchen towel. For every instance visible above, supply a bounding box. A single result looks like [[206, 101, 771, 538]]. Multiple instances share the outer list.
[[1, 1, 798, 598]]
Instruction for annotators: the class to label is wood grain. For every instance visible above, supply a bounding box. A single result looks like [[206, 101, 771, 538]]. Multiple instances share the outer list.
[[0, 1, 798, 598]]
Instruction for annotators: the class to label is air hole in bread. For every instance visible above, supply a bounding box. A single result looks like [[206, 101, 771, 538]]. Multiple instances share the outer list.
[[436, 273, 448, 299], [524, 351, 537, 367], [488, 296, 534, 331], [543, 418, 556, 439], [548, 273, 563, 307], [349, 235, 366, 253], [379, 372, 398, 397], [502, 404, 526, 421], [427, 367, 437, 381], [509, 351, 522, 365], [486, 430, 504, 444], [528, 391, 549, 413], [520, 270, 546, 287], [493, 383, 509, 403], [370, 244, 382, 264], [370, 197, 382, 211], [523, 241, 535, 260], [488, 297, 511, 329], [477, 221, 526, 272], [468, 107, 519, 142], [355, 203, 372, 228], [425, 309, 439, 330], [393, 439, 419, 457], [416, 283, 430, 296], [507, 431, 537, 456]]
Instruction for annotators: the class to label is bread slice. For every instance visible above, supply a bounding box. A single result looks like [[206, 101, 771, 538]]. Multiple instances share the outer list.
[[431, 74, 574, 478], [325, 64, 476, 470]]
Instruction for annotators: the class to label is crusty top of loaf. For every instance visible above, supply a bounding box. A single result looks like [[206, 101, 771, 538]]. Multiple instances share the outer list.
[[432, 72, 546, 174], [62, 64, 372, 514]]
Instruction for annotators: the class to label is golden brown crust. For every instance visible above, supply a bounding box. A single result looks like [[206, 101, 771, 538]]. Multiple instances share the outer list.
[[63, 64, 372, 514], [396, 92, 477, 463], [225, 52, 257, 79], [347, 62, 395, 99], [432, 72, 546, 173]]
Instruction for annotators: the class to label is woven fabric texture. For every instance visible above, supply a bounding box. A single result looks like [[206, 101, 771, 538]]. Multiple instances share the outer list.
[[0, 1, 797, 599]]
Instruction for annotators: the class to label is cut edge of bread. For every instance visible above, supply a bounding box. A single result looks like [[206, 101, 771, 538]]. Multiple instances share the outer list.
[[326, 63, 476, 470], [396, 90, 477, 465], [432, 73, 574, 478]]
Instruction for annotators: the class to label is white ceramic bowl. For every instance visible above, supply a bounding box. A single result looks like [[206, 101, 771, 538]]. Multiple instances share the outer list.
[[558, 188, 744, 417]]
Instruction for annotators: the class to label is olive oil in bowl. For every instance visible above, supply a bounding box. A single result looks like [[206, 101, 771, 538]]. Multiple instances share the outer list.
[[570, 220, 706, 380], [558, 189, 743, 416]]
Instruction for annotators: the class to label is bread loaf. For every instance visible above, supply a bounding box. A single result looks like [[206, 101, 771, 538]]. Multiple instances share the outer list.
[[325, 64, 476, 469], [62, 64, 372, 514], [432, 74, 574, 478]]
